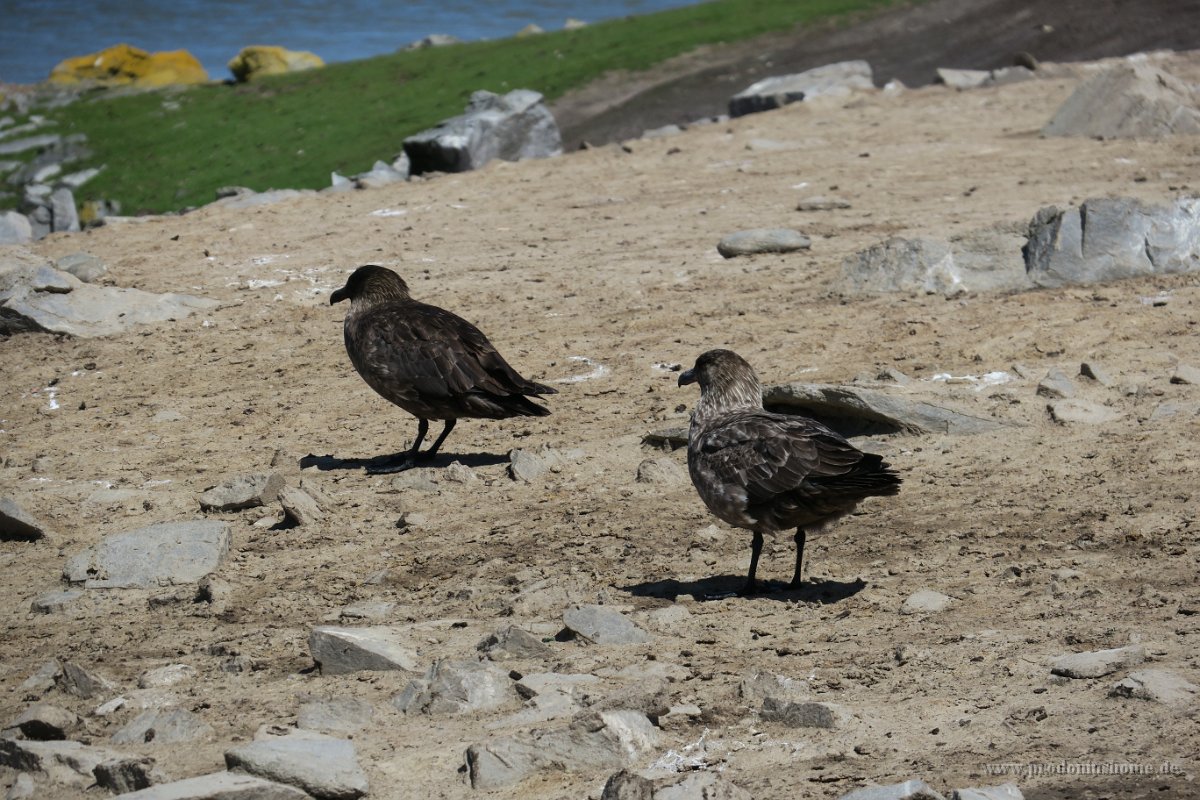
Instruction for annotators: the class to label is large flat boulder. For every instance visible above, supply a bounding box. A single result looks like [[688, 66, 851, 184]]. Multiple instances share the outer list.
[[838, 228, 1029, 296], [64, 520, 231, 589], [403, 89, 562, 175]]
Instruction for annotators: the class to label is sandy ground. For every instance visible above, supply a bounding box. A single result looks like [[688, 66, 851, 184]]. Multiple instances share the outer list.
[[2, 50, 1200, 800]]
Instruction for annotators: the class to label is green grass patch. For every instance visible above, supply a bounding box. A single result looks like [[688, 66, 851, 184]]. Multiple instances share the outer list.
[[30, 0, 901, 214]]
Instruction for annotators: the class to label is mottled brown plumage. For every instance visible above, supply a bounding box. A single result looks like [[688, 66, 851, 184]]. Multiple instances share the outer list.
[[679, 349, 901, 595], [331, 265, 555, 473]]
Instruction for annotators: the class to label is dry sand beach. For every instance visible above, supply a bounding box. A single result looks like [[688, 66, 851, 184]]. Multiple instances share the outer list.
[[2, 5, 1200, 799]]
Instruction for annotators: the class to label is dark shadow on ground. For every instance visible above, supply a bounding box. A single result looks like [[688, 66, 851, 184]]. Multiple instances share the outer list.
[[622, 575, 867, 604], [300, 451, 510, 472]]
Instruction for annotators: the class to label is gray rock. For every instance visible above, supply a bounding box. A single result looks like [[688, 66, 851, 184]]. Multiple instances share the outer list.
[[0, 210, 32, 244], [389, 469, 440, 492], [796, 195, 851, 211], [60, 166, 103, 189], [1043, 63, 1200, 139], [279, 485, 324, 526], [477, 625, 553, 662], [760, 697, 844, 728], [18, 660, 62, 697], [936, 68, 991, 89], [717, 229, 811, 258], [1079, 361, 1115, 386], [729, 60, 874, 117], [1036, 368, 1076, 399], [0, 496, 48, 541], [0, 269, 219, 337], [1047, 399, 1120, 425], [509, 448, 551, 482], [839, 780, 946, 800], [60, 661, 117, 698], [635, 457, 686, 485], [64, 520, 231, 589], [442, 461, 477, 483], [111, 709, 214, 745], [94, 756, 165, 793], [225, 736, 368, 800], [106, 771, 310, 799], [900, 589, 954, 614], [642, 426, 688, 451], [393, 658, 516, 715], [563, 604, 652, 645], [986, 66, 1036, 87], [466, 709, 658, 790], [1170, 363, 1200, 385], [1109, 669, 1199, 704], [641, 123, 683, 140], [403, 89, 562, 175], [308, 625, 421, 675], [0, 133, 61, 156], [48, 187, 79, 233], [138, 664, 196, 689], [1051, 644, 1146, 679], [403, 34, 463, 50], [54, 252, 106, 282], [297, 698, 375, 735], [839, 232, 1030, 296], [1024, 197, 1200, 288], [5, 772, 35, 799], [353, 158, 408, 189], [0, 738, 124, 788], [764, 382, 1007, 436], [738, 670, 810, 703], [950, 785, 1023, 800], [12, 703, 80, 739], [197, 473, 284, 512]]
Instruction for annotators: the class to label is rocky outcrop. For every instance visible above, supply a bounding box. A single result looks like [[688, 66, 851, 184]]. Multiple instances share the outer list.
[[403, 89, 562, 175], [48, 43, 208, 87], [228, 46, 325, 82]]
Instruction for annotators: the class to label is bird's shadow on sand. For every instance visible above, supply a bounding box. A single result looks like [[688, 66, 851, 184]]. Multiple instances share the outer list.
[[622, 575, 867, 604], [299, 451, 510, 472]]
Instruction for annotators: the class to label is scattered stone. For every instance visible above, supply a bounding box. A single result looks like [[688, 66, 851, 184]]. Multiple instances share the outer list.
[[393, 659, 516, 715], [105, 771, 310, 799], [950, 786, 1023, 800], [338, 601, 395, 622], [477, 625, 553, 662], [1051, 644, 1146, 679], [138, 664, 197, 689], [297, 698, 375, 735], [64, 520, 231, 589], [739, 670, 811, 703], [403, 89, 562, 176], [1079, 362, 1115, 386], [760, 697, 845, 728], [12, 703, 80, 739], [442, 461, 477, 483], [839, 231, 1029, 296], [635, 457, 686, 485], [111, 708, 214, 744], [1109, 669, 1199, 704], [197, 473, 284, 512], [225, 735, 368, 800], [279, 485, 324, 526], [1046, 399, 1120, 425], [717, 229, 811, 258], [936, 68, 991, 89], [0, 496, 48, 541], [729, 60, 874, 117], [642, 426, 688, 451], [764, 382, 1006, 436], [1036, 368, 1076, 399], [59, 661, 117, 698], [796, 195, 851, 211], [900, 589, 955, 614], [0, 738, 124, 788], [509, 448, 551, 482], [465, 710, 658, 790], [93, 756, 165, 793], [389, 469, 440, 492], [1043, 63, 1200, 139], [1024, 197, 1200, 288], [308, 626, 421, 675], [563, 604, 652, 645], [1170, 364, 1200, 385], [839, 780, 946, 800]]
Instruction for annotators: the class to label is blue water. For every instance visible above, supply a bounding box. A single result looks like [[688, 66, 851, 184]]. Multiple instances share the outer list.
[[0, 0, 696, 86]]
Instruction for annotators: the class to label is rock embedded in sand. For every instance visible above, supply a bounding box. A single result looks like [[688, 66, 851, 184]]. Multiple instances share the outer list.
[[104, 771, 310, 799], [1036, 368, 1076, 399], [224, 735, 369, 800], [63, 520, 231, 589], [900, 589, 955, 615], [563, 604, 652, 645], [12, 703, 80, 740], [393, 659, 516, 715], [197, 472, 284, 512], [1109, 669, 1199, 704], [308, 626, 421, 675], [0, 495, 49, 541], [111, 708, 214, 745], [838, 779, 947, 800], [717, 228, 811, 258], [1051, 644, 1146, 679], [950, 785, 1024, 800]]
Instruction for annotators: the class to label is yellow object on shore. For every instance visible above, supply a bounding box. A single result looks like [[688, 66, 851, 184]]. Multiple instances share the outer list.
[[227, 46, 324, 82], [49, 43, 209, 87]]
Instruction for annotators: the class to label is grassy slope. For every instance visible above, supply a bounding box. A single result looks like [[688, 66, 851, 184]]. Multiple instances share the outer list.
[[42, 0, 899, 214]]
